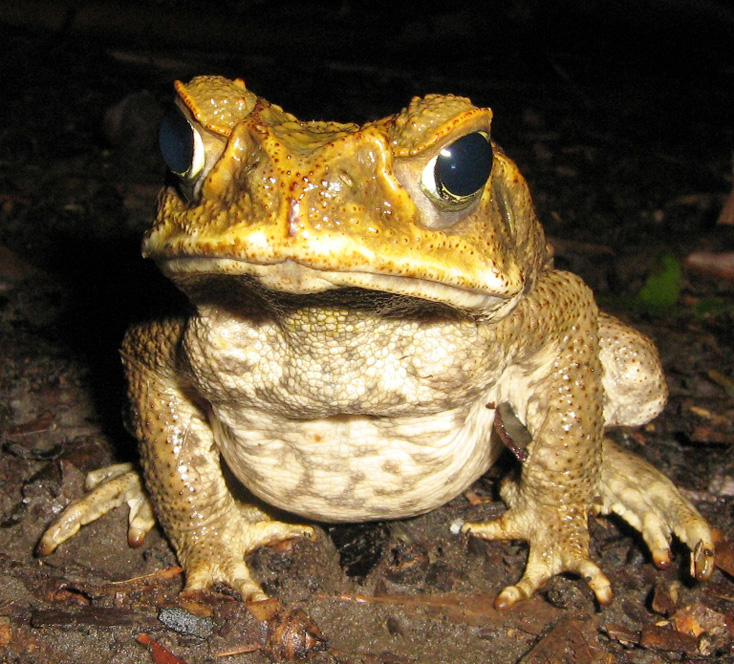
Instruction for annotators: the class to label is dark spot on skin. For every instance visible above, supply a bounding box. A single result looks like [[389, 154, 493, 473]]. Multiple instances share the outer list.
[[442, 470, 461, 486], [399, 498, 420, 512]]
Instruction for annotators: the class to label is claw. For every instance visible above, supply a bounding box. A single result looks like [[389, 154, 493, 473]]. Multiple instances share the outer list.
[[494, 584, 526, 610], [651, 548, 672, 569], [575, 558, 613, 605], [128, 495, 156, 547], [691, 540, 716, 581]]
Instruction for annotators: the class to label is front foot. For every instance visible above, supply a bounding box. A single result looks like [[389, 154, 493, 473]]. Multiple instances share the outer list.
[[597, 439, 715, 581], [462, 496, 613, 609], [176, 507, 314, 602], [462, 440, 716, 610], [39, 464, 314, 601]]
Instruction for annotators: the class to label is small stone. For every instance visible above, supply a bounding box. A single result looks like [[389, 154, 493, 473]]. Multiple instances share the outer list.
[[158, 606, 214, 638]]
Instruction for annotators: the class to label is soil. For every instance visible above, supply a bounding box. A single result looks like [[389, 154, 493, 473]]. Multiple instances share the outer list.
[[1, 2, 733, 663]]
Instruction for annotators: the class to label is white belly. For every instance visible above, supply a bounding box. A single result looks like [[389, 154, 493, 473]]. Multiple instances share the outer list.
[[213, 396, 501, 522]]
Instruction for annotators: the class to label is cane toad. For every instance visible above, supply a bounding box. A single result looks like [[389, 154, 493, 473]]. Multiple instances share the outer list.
[[40, 76, 715, 608]]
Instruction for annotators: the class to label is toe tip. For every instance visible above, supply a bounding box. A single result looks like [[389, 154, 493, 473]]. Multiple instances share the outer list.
[[691, 540, 716, 580]]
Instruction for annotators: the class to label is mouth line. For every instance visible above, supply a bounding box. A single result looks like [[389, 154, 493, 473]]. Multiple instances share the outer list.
[[157, 255, 516, 313]]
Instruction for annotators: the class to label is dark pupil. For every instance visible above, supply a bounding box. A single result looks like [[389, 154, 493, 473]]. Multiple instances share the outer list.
[[159, 106, 194, 175], [434, 132, 493, 198]]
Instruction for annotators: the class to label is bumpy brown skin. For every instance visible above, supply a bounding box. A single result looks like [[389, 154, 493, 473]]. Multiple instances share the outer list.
[[40, 76, 715, 607], [120, 320, 314, 600]]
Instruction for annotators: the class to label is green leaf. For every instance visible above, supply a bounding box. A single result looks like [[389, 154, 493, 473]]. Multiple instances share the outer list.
[[636, 253, 682, 309]]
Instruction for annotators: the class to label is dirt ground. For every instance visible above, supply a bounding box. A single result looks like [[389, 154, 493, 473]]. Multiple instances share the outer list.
[[1, 2, 734, 663]]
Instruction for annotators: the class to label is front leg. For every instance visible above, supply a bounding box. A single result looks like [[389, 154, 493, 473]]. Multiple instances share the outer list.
[[123, 320, 313, 601], [463, 272, 612, 608], [41, 319, 311, 601]]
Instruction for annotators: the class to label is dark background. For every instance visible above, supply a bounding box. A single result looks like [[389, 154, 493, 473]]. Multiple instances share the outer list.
[[1, 2, 733, 663]]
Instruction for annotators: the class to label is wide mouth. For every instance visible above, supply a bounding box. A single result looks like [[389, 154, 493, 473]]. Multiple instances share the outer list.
[[158, 255, 517, 314]]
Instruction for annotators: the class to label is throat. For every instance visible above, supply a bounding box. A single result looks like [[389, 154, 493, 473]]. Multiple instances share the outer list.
[[182, 277, 492, 422]]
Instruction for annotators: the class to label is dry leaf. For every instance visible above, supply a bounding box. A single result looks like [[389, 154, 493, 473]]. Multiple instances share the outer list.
[[136, 633, 189, 664]]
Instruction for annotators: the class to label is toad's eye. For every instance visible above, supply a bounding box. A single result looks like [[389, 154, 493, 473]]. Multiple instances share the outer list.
[[159, 106, 205, 180], [421, 132, 493, 208]]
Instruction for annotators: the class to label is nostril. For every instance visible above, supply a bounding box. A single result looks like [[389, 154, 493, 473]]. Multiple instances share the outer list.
[[338, 172, 355, 189], [316, 168, 357, 200]]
